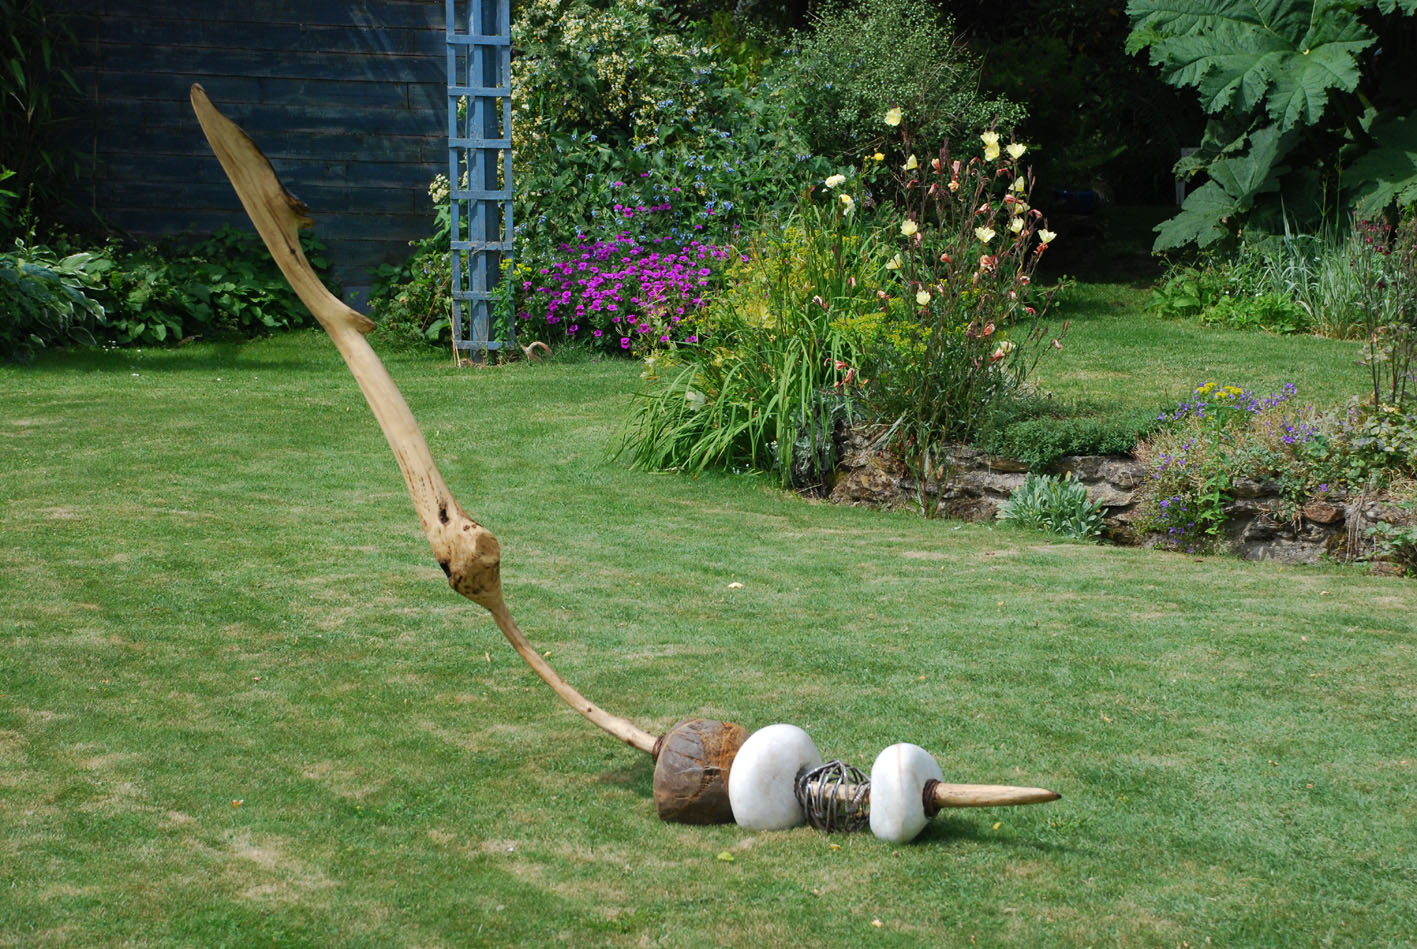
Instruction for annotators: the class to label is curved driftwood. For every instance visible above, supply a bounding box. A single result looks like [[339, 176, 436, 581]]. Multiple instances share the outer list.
[[190, 83, 657, 754], [190, 85, 1061, 821]]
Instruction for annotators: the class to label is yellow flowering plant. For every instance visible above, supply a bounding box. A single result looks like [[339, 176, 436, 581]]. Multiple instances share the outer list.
[[845, 112, 1064, 506]]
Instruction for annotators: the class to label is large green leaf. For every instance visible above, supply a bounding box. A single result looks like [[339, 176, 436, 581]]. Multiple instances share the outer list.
[[1155, 180, 1241, 249], [1128, 0, 1373, 131], [1346, 113, 1417, 210]]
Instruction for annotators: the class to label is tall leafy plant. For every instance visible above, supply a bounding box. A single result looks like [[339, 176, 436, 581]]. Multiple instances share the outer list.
[[1127, 0, 1417, 249], [619, 187, 882, 490], [1, 0, 79, 235]]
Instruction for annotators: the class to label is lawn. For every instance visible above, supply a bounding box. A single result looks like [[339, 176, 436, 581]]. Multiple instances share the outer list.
[[2, 312, 1414, 946]]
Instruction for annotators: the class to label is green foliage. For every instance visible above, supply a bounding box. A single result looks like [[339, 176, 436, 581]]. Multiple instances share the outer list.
[[1347, 401, 1417, 477], [0, 239, 107, 360], [92, 228, 324, 346], [509, 0, 823, 265], [0, 0, 79, 236], [1366, 520, 1417, 575], [1, 227, 325, 359], [977, 401, 1163, 470], [1351, 211, 1417, 408], [1127, 0, 1417, 249], [998, 472, 1107, 540], [781, 0, 1024, 163], [619, 190, 879, 489], [1144, 264, 1231, 321], [1198, 292, 1310, 334]]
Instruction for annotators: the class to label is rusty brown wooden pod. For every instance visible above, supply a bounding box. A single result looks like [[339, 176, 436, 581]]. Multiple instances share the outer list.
[[652, 718, 748, 824]]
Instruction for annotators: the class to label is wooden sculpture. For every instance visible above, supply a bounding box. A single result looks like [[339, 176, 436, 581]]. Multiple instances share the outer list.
[[189, 84, 1060, 839]]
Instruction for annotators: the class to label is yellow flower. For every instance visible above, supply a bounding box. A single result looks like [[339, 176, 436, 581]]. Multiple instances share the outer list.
[[1038, 229, 1057, 244], [839, 193, 855, 212], [902, 154, 918, 171], [975, 226, 996, 243], [916, 289, 932, 306], [884, 107, 903, 127], [1009, 217, 1024, 234], [901, 219, 919, 237], [1006, 142, 1027, 160], [1011, 177, 1027, 193], [981, 131, 1001, 161], [825, 174, 846, 188], [885, 253, 902, 271], [872, 151, 885, 161]]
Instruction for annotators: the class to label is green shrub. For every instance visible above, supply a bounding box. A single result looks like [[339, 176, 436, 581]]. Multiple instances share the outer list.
[[1, 227, 326, 359], [781, 0, 1023, 163], [998, 473, 1106, 540], [1199, 292, 1310, 334], [0, 239, 107, 361], [1366, 521, 1417, 576], [92, 228, 324, 345], [1352, 212, 1417, 410], [976, 401, 1162, 470]]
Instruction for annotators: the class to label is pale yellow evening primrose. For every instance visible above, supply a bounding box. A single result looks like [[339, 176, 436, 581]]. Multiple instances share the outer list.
[[825, 174, 846, 188], [884, 107, 903, 127], [1038, 229, 1057, 244], [885, 253, 903, 270], [1006, 142, 1026, 160], [839, 193, 855, 212], [1011, 177, 1027, 193], [980, 130, 1001, 161], [915, 289, 931, 306], [901, 219, 919, 237], [902, 154, 918, 171], [975, 226, 996, 243], [1009, 217, 1024, 234]]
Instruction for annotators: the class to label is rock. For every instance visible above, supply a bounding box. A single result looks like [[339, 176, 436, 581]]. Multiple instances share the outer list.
[[1057, 455, 1105, 480], [1302, 500, 1344, 525], [727, 724, 821, 831], [984, 455, 1030, 473], [1232, 476, 1282, 499], [869, 743, 944, 844]]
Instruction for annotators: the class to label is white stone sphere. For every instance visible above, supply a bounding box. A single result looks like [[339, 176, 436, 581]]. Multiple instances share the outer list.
[[869, 742, 944, 843], [727, 723, 822, 830]]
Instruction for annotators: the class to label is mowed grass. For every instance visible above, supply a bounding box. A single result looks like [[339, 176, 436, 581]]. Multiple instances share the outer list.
[[2, 325, 1414, 946]]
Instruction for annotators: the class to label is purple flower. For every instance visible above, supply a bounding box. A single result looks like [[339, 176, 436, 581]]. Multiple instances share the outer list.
[[620, 337, 631, 349]]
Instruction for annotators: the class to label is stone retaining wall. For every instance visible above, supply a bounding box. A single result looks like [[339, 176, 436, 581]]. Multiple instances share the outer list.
[[828, 430, 1414, 569]]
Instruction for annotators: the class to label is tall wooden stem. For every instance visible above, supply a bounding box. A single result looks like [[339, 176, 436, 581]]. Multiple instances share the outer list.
[[190, 84, 657, 754]]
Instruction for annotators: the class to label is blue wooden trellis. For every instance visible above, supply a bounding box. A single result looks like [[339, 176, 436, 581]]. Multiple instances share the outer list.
[[446, 0, 513, 357]]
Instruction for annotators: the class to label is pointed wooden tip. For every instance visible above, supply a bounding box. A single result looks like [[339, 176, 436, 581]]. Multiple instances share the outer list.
[[928, 782, 1061, 810]]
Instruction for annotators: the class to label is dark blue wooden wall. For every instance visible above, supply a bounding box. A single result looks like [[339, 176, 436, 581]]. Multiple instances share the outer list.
[[52, 0, 446, 296]]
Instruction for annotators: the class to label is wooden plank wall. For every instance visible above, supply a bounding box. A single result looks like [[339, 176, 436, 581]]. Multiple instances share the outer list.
[[52, 0, 446, 296]]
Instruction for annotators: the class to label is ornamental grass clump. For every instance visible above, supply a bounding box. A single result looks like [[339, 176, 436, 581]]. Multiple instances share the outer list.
[[845, 110, 1064, 502], [619, 183, 886, 490]]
